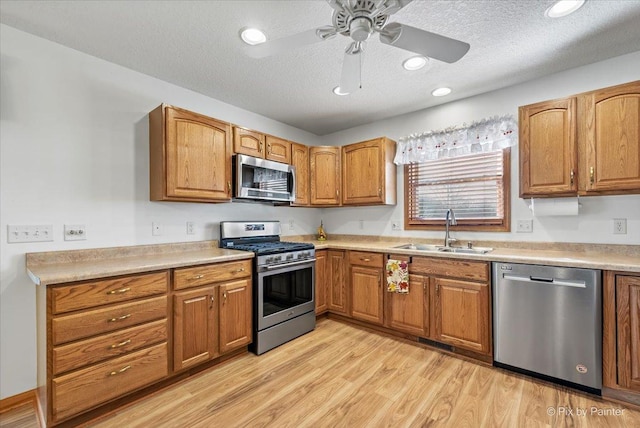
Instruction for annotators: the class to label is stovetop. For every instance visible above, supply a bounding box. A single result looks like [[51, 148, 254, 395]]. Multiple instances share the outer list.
[[227, 241, 315, 256]]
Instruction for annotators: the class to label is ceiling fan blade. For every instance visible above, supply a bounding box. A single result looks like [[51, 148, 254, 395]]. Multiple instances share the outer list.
[[379, 22, 470, 63], [245, 27, 336, 59], [339, 42, 363, 94]]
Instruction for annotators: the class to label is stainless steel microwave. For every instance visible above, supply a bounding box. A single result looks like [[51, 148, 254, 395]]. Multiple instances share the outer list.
[[234, 154, 296, 203]]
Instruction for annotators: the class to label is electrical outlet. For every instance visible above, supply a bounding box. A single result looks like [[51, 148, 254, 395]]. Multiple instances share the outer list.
[[152, 222, 162, 236], [359, 220, 364, 230], [64, 224, 86, 241], [288, 219, 295, 230], [516, 219, 533, 233], [7, 225, 54, 243], [186, 221, 195, 235], [392, 221, 402, 231], [613, 218, 627, 234]]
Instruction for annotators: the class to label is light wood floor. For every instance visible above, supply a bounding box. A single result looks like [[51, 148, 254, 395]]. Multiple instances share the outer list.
[[3, 318, 640, 427]]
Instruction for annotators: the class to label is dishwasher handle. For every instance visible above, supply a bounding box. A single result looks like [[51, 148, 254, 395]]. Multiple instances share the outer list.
[[502, 274, 586, 288]]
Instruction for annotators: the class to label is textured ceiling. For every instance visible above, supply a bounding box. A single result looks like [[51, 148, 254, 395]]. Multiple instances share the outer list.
[[2, 0, 640, 135]]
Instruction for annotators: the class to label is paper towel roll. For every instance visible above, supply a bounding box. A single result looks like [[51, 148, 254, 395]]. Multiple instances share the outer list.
[[530, 198, 580, 216]]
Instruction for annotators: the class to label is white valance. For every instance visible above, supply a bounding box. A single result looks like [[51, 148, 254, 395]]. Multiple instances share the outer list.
[[394, 115, 518, 164]]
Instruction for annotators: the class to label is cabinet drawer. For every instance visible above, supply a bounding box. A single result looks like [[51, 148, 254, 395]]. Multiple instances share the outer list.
[[51, 272, 168, 314], [411, 257, 489, 282], [52, 296, 167, 345], [349, 251, 383, 268], [52, 342, 168, 422], [53, 319, 167, 375], [174, 260, 251, 290]]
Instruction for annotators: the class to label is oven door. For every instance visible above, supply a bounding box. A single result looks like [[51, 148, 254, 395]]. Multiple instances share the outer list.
[[257, 259, 315, 331]]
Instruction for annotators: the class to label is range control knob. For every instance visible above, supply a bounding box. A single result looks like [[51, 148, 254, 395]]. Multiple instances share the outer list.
[[297, 253, 304, 259], [286, 253, 294, 260], [274, 255, 282, 262], [266, 257, 273, 263]]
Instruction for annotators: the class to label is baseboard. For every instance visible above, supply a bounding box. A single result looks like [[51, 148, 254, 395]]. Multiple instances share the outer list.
[[0, 389, 36, 413]]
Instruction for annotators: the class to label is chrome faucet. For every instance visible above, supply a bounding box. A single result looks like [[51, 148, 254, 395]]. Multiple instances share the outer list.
[[444, 208, 457, 248]]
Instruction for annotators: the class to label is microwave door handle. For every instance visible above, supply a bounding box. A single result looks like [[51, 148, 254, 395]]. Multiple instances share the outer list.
[[289, 165, 296, 202]]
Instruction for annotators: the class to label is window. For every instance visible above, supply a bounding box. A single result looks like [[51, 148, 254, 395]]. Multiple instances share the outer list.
[[404, 149, 510, 231]]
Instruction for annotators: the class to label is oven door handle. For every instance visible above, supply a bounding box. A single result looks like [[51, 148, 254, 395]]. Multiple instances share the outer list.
[[262, 258, 316, 271]]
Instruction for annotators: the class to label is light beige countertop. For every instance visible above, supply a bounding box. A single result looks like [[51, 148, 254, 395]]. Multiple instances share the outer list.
[[26, 237, 640, 286], [26, 241, 253, 286]]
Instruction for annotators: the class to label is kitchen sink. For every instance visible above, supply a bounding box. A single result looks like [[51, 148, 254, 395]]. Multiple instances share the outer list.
[[393, 243, 493, 254]]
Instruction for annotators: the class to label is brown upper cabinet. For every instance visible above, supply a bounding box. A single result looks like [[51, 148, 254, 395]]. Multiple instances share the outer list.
[[291, 142, 310, 206], [342, 137, 397, 205], [579, 81, 640, 194], [519, 80, 640, 197], [149, 105, 233, 202], [310, 146, 342, 206], [519, 97, 577, 198], [233, 127, 292, 164]]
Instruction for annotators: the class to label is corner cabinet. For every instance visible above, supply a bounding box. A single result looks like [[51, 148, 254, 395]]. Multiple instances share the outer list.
[[310, 146, 341, 206], [579, 81, 640, 194], [604, 272, 640, 405], [291, 142, 310, 206], [149, 104, 233, 202], [342, 137, 397, 205], [519, 97, 577, 197]]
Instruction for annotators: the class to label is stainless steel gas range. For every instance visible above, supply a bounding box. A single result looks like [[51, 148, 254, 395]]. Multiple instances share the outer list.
[[220, 221, 316, 355]]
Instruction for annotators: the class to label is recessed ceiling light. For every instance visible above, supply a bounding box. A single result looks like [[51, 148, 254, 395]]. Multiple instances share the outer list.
[[545, 0, 585, 18], [431, 87, 452, 97], [240, 28, 266, 45], [402, 56, 428, 71], [333, 86, 349, 96]]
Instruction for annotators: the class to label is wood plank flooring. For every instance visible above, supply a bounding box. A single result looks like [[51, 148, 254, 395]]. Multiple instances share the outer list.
[[3, 318, 640, 427]]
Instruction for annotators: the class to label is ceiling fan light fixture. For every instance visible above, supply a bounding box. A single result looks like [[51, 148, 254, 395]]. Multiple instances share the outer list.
[[431, 87, 452, 97], [333, 86, 350, 96], [402, 56, 428, 71], [240, 28, 267, 45], [545, 0, 586, 18]]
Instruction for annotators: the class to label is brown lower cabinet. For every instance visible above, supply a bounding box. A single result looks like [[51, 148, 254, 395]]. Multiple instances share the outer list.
[[327, 250, 348, 314], [349, 251, 384, 325], [315, 250, 328, 314], [38, 259, 253, 426], [387, 273, 429, 337], [603, 272, 640, 405]]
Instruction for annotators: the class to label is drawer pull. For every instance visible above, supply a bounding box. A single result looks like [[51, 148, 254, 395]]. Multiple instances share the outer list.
[[191, 274, 205, 280], [106, 287, 131, 295], [109, 365, 131, 376], [231, 268, 245, 273], [108, 314, 131, 323], [110, 339, 131, 349], [360, 258, 371, 262]]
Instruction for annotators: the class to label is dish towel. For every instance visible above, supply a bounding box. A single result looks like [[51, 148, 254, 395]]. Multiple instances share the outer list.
[[386, 259, 409, 293]]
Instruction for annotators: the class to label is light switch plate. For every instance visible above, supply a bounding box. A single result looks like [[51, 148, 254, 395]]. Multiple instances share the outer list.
[[516, 219, 533, 233], [64, 224, 86, 241], [7, 225, 54, 243], [152, 222, 162, 236]]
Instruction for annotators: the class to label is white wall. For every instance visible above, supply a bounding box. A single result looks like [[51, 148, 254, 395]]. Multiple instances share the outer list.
[[319, 51, 640, 245], [1, 23, 639, 400], [0, 25, 321, 399]]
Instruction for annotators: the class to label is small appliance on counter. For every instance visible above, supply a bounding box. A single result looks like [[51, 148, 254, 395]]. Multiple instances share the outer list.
[[220, 221, 315, 355]]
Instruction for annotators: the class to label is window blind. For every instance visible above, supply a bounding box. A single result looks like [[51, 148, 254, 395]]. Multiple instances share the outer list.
[[406, 150, 506, 225]]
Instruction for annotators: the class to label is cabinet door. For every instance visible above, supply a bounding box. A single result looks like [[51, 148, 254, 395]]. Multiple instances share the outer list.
[[315, 250, 328, 314], [291, 143, 310, 206], [234, 127, 265, 158], [219, 278, 252, 354], [266, 135, 291, 164], [519, 98, 577, 197], [433, 277, 490, 355], [581, 81, 640, 193], [342, 139, 385, 204], [327, 250, 348, 314], [164, 107, 232, 201], [388, 274, 428, 337], [617, 275, 640, 392], [310, 146, 341, 205], [350, 265, 384, 325], [173, 287, 218, 371]]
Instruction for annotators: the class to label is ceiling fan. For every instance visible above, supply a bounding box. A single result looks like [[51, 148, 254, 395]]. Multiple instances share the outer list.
[[244, 0, 470, 94]]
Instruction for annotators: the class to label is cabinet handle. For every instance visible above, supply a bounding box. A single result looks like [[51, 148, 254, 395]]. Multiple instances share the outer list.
[[231, 268, 245, 273], [436, 283, 439, 295], [108, 314, 131, 323], [191, 274, 205, 280], [223, 291, 227, 303], [259, 142, 263, 152], [268, 143, 272, 154], [570, 169, 574, 185], [378, 187, 382, 196], [109, 365, 131, 376], [360, 257, 370, 262], [110, 339, 131, 349], [589, 166, 595, 185], [106, 287, 130, 295], [210, 295, 215, 308], [228, 181, 232, 193]]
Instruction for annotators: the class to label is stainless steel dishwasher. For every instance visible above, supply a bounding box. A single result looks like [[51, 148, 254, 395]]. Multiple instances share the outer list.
[[493, 262, 602, 394]]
